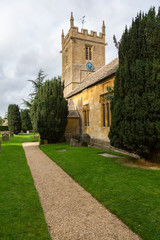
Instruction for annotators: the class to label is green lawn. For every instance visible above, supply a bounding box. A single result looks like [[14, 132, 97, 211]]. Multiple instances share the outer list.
[[40, 143, 160, 240], [0, 134, 51, 240]]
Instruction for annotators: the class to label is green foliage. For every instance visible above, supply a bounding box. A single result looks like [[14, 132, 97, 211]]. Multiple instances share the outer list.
[[40, 142, 160, 240], [20, 109, 32, 132], [28, 69, 47, 99], [37, 77, 68, 143], [106, 86, 114, 101], [8, 104, 21, 134], [0, 116, 4, 126], [109, 7, 160, 161], [22, 69, 47, 131], [0, 126, 8, 131]]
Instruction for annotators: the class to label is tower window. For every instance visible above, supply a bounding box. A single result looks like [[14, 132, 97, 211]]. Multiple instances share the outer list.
[[86, 46, 92, 60]]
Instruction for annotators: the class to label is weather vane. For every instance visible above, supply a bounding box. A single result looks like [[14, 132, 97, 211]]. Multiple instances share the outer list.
[[80, 15, 86, 29]]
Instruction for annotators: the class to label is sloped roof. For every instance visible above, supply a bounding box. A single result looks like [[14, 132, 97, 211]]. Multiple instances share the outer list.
[[67, 58, 119, 98], [67, 110, 79, 118]]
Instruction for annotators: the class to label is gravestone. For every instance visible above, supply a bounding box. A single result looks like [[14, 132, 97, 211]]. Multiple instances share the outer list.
[[43, 139, 48, 144], [26, 130, 30, 134], [70, 138, 79, 147], [65, 133, 72, 142], [80, 134, 90, 147], [34, 135, 39, 138], [56, 149, 66, 152], [10, 132, 14, 137], [2, 133, 9, 141]]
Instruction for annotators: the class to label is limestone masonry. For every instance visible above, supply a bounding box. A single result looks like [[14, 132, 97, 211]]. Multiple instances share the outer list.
[[63, 13, 118, 146]]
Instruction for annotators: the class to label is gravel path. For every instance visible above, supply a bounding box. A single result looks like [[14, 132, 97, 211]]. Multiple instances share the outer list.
[[22, 142, 141, 240]]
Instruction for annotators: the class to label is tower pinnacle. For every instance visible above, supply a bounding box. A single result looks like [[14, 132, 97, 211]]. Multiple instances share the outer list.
[[102, 21, 105, 34], [70, 12, 74, 27], [61, 29, 64, 43]]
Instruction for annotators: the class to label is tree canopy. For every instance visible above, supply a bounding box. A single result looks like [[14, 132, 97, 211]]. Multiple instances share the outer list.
[[22, 69, 47, 131], [109, 7, 160, 162], [0, 116, 4, 126]]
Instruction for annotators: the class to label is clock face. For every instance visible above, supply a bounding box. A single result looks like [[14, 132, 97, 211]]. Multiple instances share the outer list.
[[86, 62, 93, 71]]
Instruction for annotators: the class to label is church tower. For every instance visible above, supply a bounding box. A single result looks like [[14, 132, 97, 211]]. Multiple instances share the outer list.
[[61, 12, 106, 97]]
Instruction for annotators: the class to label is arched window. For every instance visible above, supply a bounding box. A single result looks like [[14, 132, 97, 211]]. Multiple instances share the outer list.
[[100, 95, 111, 127], [85, 46, 92, 60]]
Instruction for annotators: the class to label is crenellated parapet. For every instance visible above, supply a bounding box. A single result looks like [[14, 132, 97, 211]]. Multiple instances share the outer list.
[[62, 26, 105, 47], [62, 13, 106, 48]]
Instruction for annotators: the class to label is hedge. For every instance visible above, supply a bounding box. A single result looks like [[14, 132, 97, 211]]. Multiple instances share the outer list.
[[0, 126, 9, 131]]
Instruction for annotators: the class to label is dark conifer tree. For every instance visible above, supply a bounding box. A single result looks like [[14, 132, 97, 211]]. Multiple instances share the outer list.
[[20, 109, 32, 132], [37, 77, 68, 143], [8, 104, 21, 134], [109, 7, 160, 162]]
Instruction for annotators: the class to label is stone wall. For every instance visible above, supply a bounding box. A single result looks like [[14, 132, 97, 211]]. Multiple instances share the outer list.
[[65, 118, 80, 138], [67, 75, 115, 142]]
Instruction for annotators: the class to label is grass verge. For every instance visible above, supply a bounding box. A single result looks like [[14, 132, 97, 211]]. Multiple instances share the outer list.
[[0, 134, 51, 240], [40, 142, 160, 240]]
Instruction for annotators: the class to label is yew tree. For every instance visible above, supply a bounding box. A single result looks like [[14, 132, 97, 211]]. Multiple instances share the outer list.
[[20, 109, 32, 132], [37, 77, 68, 143], [109, 7, 160, 162], [8, 104, 21, 134]]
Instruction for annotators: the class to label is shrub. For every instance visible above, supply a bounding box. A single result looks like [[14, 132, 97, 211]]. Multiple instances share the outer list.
[[0, 126, 8, 131]]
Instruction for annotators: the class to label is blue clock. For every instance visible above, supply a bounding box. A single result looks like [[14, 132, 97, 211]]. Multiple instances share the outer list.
[[86, 62, 93, 71]]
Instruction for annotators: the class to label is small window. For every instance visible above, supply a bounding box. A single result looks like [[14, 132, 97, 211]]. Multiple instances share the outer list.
[[87, 110, 89, 126], [83, 105, 90, 127], [86, 46, 92, 60], [107, 103, 110, 127], [102, 103, 105, 127], [84, 110, 87, 126]]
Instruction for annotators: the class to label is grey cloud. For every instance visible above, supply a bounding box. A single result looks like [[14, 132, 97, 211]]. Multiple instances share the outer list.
[[0, 0, 159, 117]]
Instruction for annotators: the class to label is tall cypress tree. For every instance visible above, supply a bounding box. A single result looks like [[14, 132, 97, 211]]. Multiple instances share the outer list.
[[8, 104, 21, 134], [109, 7, 160, 162], [37, 77, 68, 143], [20, 109, 32, 132]]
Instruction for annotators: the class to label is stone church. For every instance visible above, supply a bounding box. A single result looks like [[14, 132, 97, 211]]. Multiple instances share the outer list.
[[62, 13, 118, 147]]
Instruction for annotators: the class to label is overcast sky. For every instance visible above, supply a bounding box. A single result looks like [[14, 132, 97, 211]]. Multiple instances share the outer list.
[[0, 0, 159, 117]]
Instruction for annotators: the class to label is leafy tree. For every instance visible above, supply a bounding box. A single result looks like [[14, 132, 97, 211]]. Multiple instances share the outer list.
[[22, 69, 47, 131], [28, 69, 47, 99], [8, 104, 21, 134], [20, 109, 32, 132], [37, 77, 68, 143], [109, 7, 160, 162], [0, 116, 4, 125]]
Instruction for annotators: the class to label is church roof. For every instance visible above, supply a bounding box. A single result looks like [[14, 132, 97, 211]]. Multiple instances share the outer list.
[[67, 58, 119, 98], [67, 110, 79, 118]]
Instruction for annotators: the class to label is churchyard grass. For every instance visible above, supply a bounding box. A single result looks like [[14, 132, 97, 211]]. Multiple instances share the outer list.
[[0, 134, 51, 240], [40, 143, 160, 240]]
